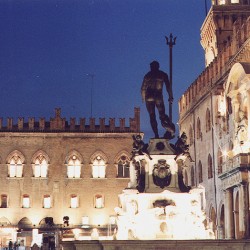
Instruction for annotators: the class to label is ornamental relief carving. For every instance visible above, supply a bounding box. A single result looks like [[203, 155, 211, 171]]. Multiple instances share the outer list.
[[222, 171, 242, 190]]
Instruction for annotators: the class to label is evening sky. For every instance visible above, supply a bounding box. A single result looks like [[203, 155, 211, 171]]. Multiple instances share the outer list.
[[0, 0, 211, 140]]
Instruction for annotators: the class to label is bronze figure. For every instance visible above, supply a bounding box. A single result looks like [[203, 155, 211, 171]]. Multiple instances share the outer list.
[[141, 61, 175, 139]]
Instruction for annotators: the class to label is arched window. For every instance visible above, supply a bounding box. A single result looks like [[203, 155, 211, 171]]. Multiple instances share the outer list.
[[33, 154, 48, 178], [43, 195, 51, 209], [191, 166, 195, 186], [22, 194, 30, 208], [219, 0, 226, 4], [9, 156, 23, 178], [92, 156, 106, 178], [189, 125, 193, 145], [206, 109, 211, 132], [67, 155, 81, 178], [196, 117, 201, 139], [117, 155, 130, 178], [198, 161, 203, 183], [217, 150, 223, 174], [70, 194, 78, 208], [94, 194, 104, 208], [208, 154, 213, 179]]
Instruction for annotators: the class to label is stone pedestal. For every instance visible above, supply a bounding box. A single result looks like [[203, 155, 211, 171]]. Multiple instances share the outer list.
[[135, 138, 181, 193]]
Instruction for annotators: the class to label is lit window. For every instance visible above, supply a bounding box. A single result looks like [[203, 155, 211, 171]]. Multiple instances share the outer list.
[[43, 195, 51, 208], [92, 156, 106, 178], [231, 0, 239, 3], [70, 195, 78, 208], [82, 216, 89, 225], [117, 155, 130, 178], [9, 156, 23, 178], [22, 194, 30, 208], [219, 0, 225, 4], [67, 155, 81, 178], [94, 194, 104, 208], [34, 154, 48, 177], [1, 194, 7, 208]]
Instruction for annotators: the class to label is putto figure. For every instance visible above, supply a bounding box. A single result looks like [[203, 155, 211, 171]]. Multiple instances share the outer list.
[[131, 134, 152, 160], [141, 61, 175, 139]]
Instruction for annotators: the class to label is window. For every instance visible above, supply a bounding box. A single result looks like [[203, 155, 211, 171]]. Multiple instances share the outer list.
[[217, 150, 223, 174], [94, 194, 104, 208], [67, 155, 81, 178], [206, 109, 211, 132], [208, 154, 213, 179], [198, 161, 203, 183], [43, 195, 51, 209], [189, 125, 193, 145], [9, 155, 23, 177], [70, 195, 78, 208], [92, 156, 106, 178], [33, 154, 48, 178], [191, 166, 195, 186], [196, 117, 201, 139], [22, 194, 30, 208], [219, 0, 225, 4], [1, 195, 7, 208], [117, 155, 130, 178]]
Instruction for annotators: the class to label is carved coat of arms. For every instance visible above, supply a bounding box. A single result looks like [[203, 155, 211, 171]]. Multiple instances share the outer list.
[[152, 159, 171, 188]]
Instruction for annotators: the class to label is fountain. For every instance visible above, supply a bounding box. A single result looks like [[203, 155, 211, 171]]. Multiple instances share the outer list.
[[113, 60, 215, 240], [114, 136, 215, 240]]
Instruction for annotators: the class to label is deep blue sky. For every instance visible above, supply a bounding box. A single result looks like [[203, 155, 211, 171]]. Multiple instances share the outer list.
[[0, 0, 211, 140]]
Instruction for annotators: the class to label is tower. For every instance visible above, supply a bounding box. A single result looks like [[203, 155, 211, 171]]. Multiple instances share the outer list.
[[201, 0, 250, 66]]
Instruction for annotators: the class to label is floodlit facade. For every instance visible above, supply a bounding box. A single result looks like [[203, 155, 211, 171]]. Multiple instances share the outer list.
[[179, 0, 250, 239], [0, 107, 140, 247]]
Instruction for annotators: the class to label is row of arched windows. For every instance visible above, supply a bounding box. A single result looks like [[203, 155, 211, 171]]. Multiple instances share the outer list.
[[1, 193, 106, 209], [184, 154, 215, 186], [198, 154, 214, 184], [188, 108, 211, 145], [213, 0, 242, 4], [184, 151, 224, 186], [4, 150, 130, 179]]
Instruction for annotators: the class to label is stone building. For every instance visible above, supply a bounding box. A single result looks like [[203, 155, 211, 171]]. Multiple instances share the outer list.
[[0, 107, 140, 247], [178, 0, 250, 239]]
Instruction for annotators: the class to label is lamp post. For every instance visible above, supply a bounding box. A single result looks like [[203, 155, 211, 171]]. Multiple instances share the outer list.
[[165, 33, 176, 123]]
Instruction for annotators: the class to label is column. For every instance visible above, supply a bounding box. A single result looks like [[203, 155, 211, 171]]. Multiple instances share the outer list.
[[225, 188, 235, 239], [241, 183, 250, 238], [247, 90, 250, 139]]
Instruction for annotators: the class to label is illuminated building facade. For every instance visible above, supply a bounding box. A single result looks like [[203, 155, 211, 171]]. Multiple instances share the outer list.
[[178, 0, 250, 239], [0, 107, 140, 247]]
